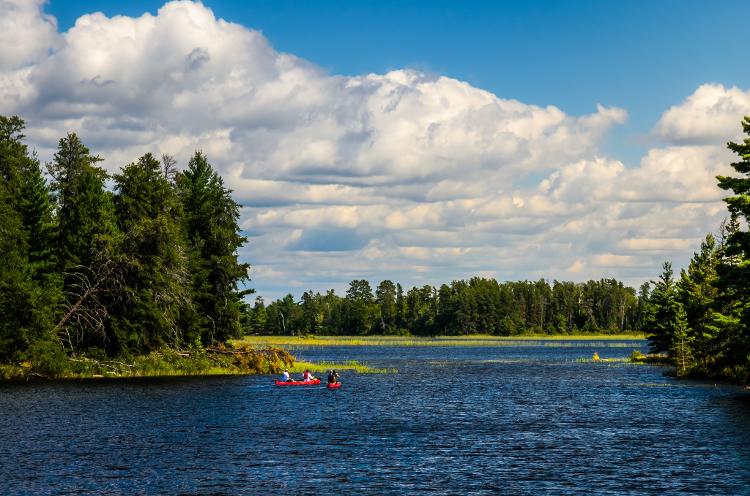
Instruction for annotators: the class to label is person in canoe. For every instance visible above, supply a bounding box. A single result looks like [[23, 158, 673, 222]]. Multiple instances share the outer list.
[[281, 369, 294, 382], [302, 369, 316, 382], [327, 369, 340, 384]]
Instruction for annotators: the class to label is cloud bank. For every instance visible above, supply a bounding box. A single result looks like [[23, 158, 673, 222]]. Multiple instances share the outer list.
[[0, 0, 747, 299]]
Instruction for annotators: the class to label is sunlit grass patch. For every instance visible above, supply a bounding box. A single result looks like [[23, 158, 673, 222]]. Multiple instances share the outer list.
[[575, 357, 629, 363], [0, 364, 25, 380], [628, 350, 672, 365], [290, 359, 396, 374], [234, 334, 646, 349], [3, 344, 297, 381]]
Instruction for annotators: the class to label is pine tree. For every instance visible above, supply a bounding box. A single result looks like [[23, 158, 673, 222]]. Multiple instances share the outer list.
[[644, 262, 680, 354], [713, 116, 750, 377], [671, 303, 693, 376], [112, 153, 191, 352], [375, 280, 397, 334], [0, 116, 61, 361], [676, 234, 719, 372], [48, 133, 116, 272], [0, 181, 32, 359], [177, 152, 250, 343], [345, 280, 375, 335], [47, 134, 118, 353]]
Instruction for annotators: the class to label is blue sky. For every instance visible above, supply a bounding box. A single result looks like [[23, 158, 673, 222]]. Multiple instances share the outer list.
[[46, 0, 749, 159], [3, 0, 750, 300]]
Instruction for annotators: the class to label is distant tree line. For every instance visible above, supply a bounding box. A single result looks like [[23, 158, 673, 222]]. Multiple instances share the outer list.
[[0, 116, 249, 370], [246, 277, 648, 336], [644, 117, 750, 382]]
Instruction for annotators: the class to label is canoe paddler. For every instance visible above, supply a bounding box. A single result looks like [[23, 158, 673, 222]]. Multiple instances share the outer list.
[[327, 369, 340, 384], [302, 369, 315, 381], [281, 369, 294, 382]]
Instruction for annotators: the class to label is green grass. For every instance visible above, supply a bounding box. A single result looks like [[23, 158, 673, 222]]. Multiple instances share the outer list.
[[234, 334, 646, 349], [1, 345, 297, 381], [628, 350, 672, 365], [290, 360, 396, 374]]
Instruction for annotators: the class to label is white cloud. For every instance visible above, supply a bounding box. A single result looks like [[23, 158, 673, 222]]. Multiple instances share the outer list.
[[0, 0, 60, 70], [0, 1, 743, 299], [654, 83, 750, 145]]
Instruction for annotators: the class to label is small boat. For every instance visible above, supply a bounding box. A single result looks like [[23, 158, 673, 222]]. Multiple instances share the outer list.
[[326, 382, 342, 389], [274, 378, 320, 386]]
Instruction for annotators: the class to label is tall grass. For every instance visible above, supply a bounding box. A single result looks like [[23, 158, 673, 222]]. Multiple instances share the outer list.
[[290, 360, 396, 374], [234, 334, 646, 349], [2, 344, 297, 381]]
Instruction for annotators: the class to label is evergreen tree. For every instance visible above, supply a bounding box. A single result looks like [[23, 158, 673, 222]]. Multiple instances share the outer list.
[[0, 181, 33, 359], [248, 296, 267, 334], [676, 234, 719, 372], [47, 134, 117, 353], [48, 133, 116, 272], [671, 303, 693, 376], [644, 262, 680, 354], [0, 116, 60, 361], [299, 291, 323, 334], [375, 280, 397, 334], [345, 280, 375, 335], [713, 116, 750, 376], [112, 153, 191, 352], [177, 152, 250, 343]]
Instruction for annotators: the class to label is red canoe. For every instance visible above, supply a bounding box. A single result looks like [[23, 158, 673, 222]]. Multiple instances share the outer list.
[[274, 379, 320, 386], [327, 382, 342, 389]]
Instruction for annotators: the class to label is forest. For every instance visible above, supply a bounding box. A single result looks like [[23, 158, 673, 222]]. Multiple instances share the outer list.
[[248, 277, 647, 337], [642, 117, 750, 382], [1, 114, 749, 383], [0, 115, 258, 377]]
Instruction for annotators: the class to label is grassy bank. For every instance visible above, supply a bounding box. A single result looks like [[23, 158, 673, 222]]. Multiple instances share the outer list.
[[0, 342, 396, 381], [0, 344, 296, 381], [234, 334, 646, 349]]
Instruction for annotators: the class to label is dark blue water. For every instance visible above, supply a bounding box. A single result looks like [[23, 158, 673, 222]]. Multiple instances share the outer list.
[[2, 342, 749, 495]]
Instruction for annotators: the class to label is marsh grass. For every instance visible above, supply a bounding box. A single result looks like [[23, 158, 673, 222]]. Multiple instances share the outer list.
[[573, 350, 672, 365], [235, 334, 646, 349], [628, 350, 672, 365], [575, 357, 630, 363], [290, 360, 396, 374], [2, 345, 296, 381], [0, 364, 25, 380]]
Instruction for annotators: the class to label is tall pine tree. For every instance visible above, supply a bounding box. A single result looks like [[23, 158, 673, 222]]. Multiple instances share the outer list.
[[0, 116, 60, 360], [48, 133, 118, 353], [644, 262, 680, 354], [713, 116, 750, 377], [112, 153, 191, 352], [177, 152, 249, 343]]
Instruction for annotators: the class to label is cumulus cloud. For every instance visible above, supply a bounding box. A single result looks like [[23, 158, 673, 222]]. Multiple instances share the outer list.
[[0, 0, 743, 299], [654, 84, 750, 145], [0, 0, 60, 70]]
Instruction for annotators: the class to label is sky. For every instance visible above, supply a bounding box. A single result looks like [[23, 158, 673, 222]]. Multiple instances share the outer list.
[[2, 0, 750, 301]]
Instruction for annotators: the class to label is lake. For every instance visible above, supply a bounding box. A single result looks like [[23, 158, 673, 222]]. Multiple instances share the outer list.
[[1, 341, 749, 495]]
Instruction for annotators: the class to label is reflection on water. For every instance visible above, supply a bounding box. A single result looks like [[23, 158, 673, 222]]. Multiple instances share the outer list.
[[1, 341, 749, 495]]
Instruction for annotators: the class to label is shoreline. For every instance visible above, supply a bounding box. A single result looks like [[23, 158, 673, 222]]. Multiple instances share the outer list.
[[2, 335, 643, 382], [234, 334, 646, 348]]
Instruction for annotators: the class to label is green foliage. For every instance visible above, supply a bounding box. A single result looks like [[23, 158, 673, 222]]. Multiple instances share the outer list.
[[177, 152, 250, 344], [642, 117, 750, 382], [0, 116, 252, 377], [110, 153, 191, 354], [644, 262, 680, 354], [252, 276, 645, 336], [0, 116, 61, 362], [48, 133, 116, 272], [670, 303, 693, 376], [19, 338, 68, 377], [711, 117, 750, 380]]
